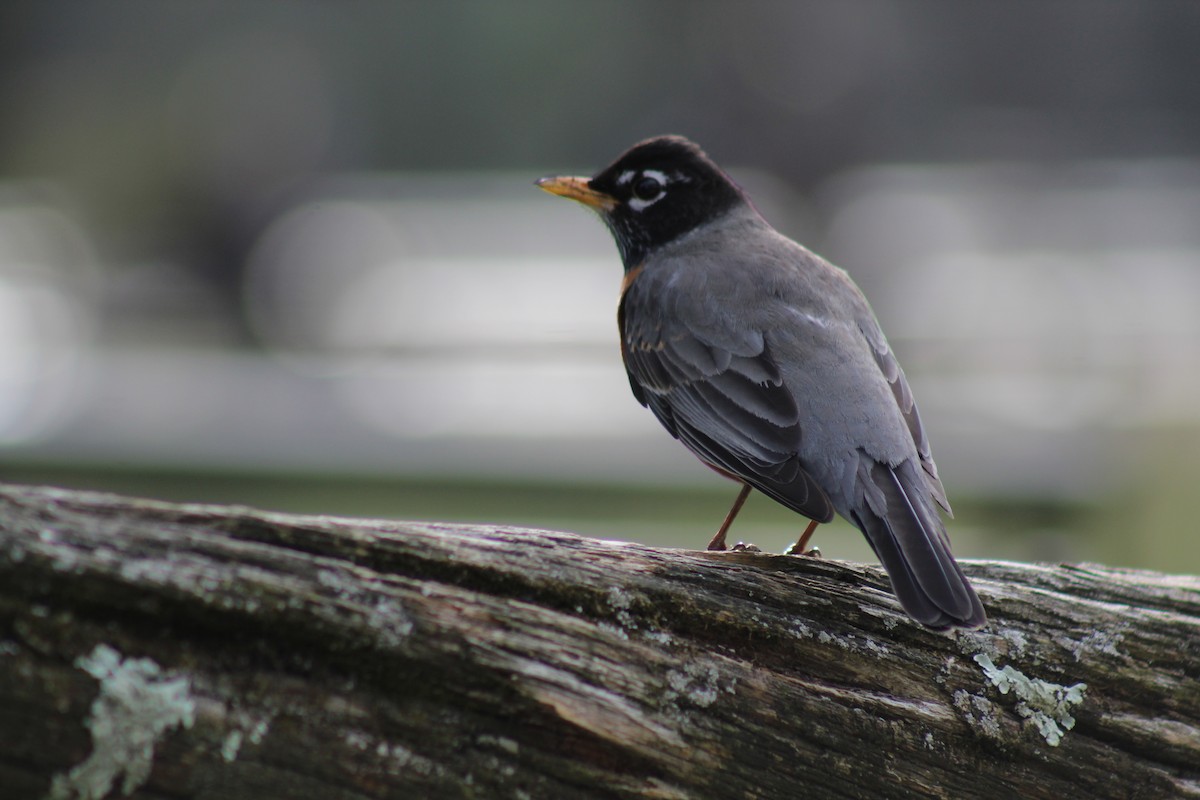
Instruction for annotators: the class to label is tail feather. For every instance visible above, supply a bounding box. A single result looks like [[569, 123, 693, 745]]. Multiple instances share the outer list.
[[852, 455, 986, 630]]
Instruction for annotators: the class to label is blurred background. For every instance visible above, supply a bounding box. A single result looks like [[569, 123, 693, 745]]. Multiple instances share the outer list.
[[2, 1, 1199, 573]]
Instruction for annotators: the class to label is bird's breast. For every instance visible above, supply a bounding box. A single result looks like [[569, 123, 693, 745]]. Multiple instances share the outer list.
[[619, 262, 645, 298]]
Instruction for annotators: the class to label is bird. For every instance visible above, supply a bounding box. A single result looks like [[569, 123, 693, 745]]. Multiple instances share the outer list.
[[536, 135, 986, 630]]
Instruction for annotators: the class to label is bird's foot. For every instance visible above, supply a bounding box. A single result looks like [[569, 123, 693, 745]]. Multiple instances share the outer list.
[[706, 537, 761, 552], [785, 519, 821, 557]]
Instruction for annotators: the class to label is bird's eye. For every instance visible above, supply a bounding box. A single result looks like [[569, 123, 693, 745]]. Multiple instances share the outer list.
[[632, 175, 664, 201]]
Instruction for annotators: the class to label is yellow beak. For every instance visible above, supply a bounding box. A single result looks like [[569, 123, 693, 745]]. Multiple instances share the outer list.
[[535, 175, 617, 212]]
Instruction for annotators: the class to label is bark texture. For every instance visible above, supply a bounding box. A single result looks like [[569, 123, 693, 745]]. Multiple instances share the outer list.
[[0, 483, 1197, 799]]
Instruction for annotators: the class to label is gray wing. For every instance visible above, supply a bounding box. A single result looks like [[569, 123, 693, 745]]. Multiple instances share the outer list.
[[851, 318, 983, 627], [860, 322, 952, 516], [618, 275, 834, 524]]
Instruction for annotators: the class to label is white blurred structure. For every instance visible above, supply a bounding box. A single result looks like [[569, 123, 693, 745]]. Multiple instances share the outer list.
[[821, 161, 1200, 497], [3, 163, 1199, 501], [0, 185, 99, 445]]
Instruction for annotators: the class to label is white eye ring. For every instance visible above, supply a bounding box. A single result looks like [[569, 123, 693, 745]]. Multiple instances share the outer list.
[[629, 169, 667, 211]]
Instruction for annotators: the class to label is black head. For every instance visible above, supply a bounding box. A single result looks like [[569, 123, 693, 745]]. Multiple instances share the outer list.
[[538, 136, 748, 268]]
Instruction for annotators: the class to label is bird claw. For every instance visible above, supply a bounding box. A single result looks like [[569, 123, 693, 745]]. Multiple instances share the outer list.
[[729, 541, 762, 553], [785, 544, 821, 558]]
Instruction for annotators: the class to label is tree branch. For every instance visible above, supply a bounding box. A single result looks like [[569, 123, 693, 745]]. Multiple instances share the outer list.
[[1, 484, 1197, 799]]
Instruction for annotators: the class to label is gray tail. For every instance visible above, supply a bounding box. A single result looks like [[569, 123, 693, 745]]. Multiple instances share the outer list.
[[850, 456, 986, 630]]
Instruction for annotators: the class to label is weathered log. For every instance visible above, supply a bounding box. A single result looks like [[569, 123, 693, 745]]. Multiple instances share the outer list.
[[0, 483, 1197, 799]]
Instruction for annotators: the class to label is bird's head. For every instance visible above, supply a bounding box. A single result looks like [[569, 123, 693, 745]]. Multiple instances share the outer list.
[[537, 135, 747, 267]]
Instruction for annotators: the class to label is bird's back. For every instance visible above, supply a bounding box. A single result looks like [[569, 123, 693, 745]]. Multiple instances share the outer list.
[[632, 210, 919, 501], [625, 208, 985, 629]]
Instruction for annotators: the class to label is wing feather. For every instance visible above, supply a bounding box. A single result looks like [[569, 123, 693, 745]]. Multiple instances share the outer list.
[[620, 280, 834, 523], [861, 325, 952, 516]]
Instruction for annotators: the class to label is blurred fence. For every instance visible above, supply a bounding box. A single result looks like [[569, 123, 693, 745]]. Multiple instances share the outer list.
[[2, 161, 1199, 507]]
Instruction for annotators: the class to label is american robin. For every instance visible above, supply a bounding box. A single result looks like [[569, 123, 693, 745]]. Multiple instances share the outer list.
[[536, 135, 985, 630]]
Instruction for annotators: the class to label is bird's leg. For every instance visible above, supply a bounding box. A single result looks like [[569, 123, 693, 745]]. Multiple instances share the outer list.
[[785, 519, 821, 557], [706, 483, 751, 551]]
